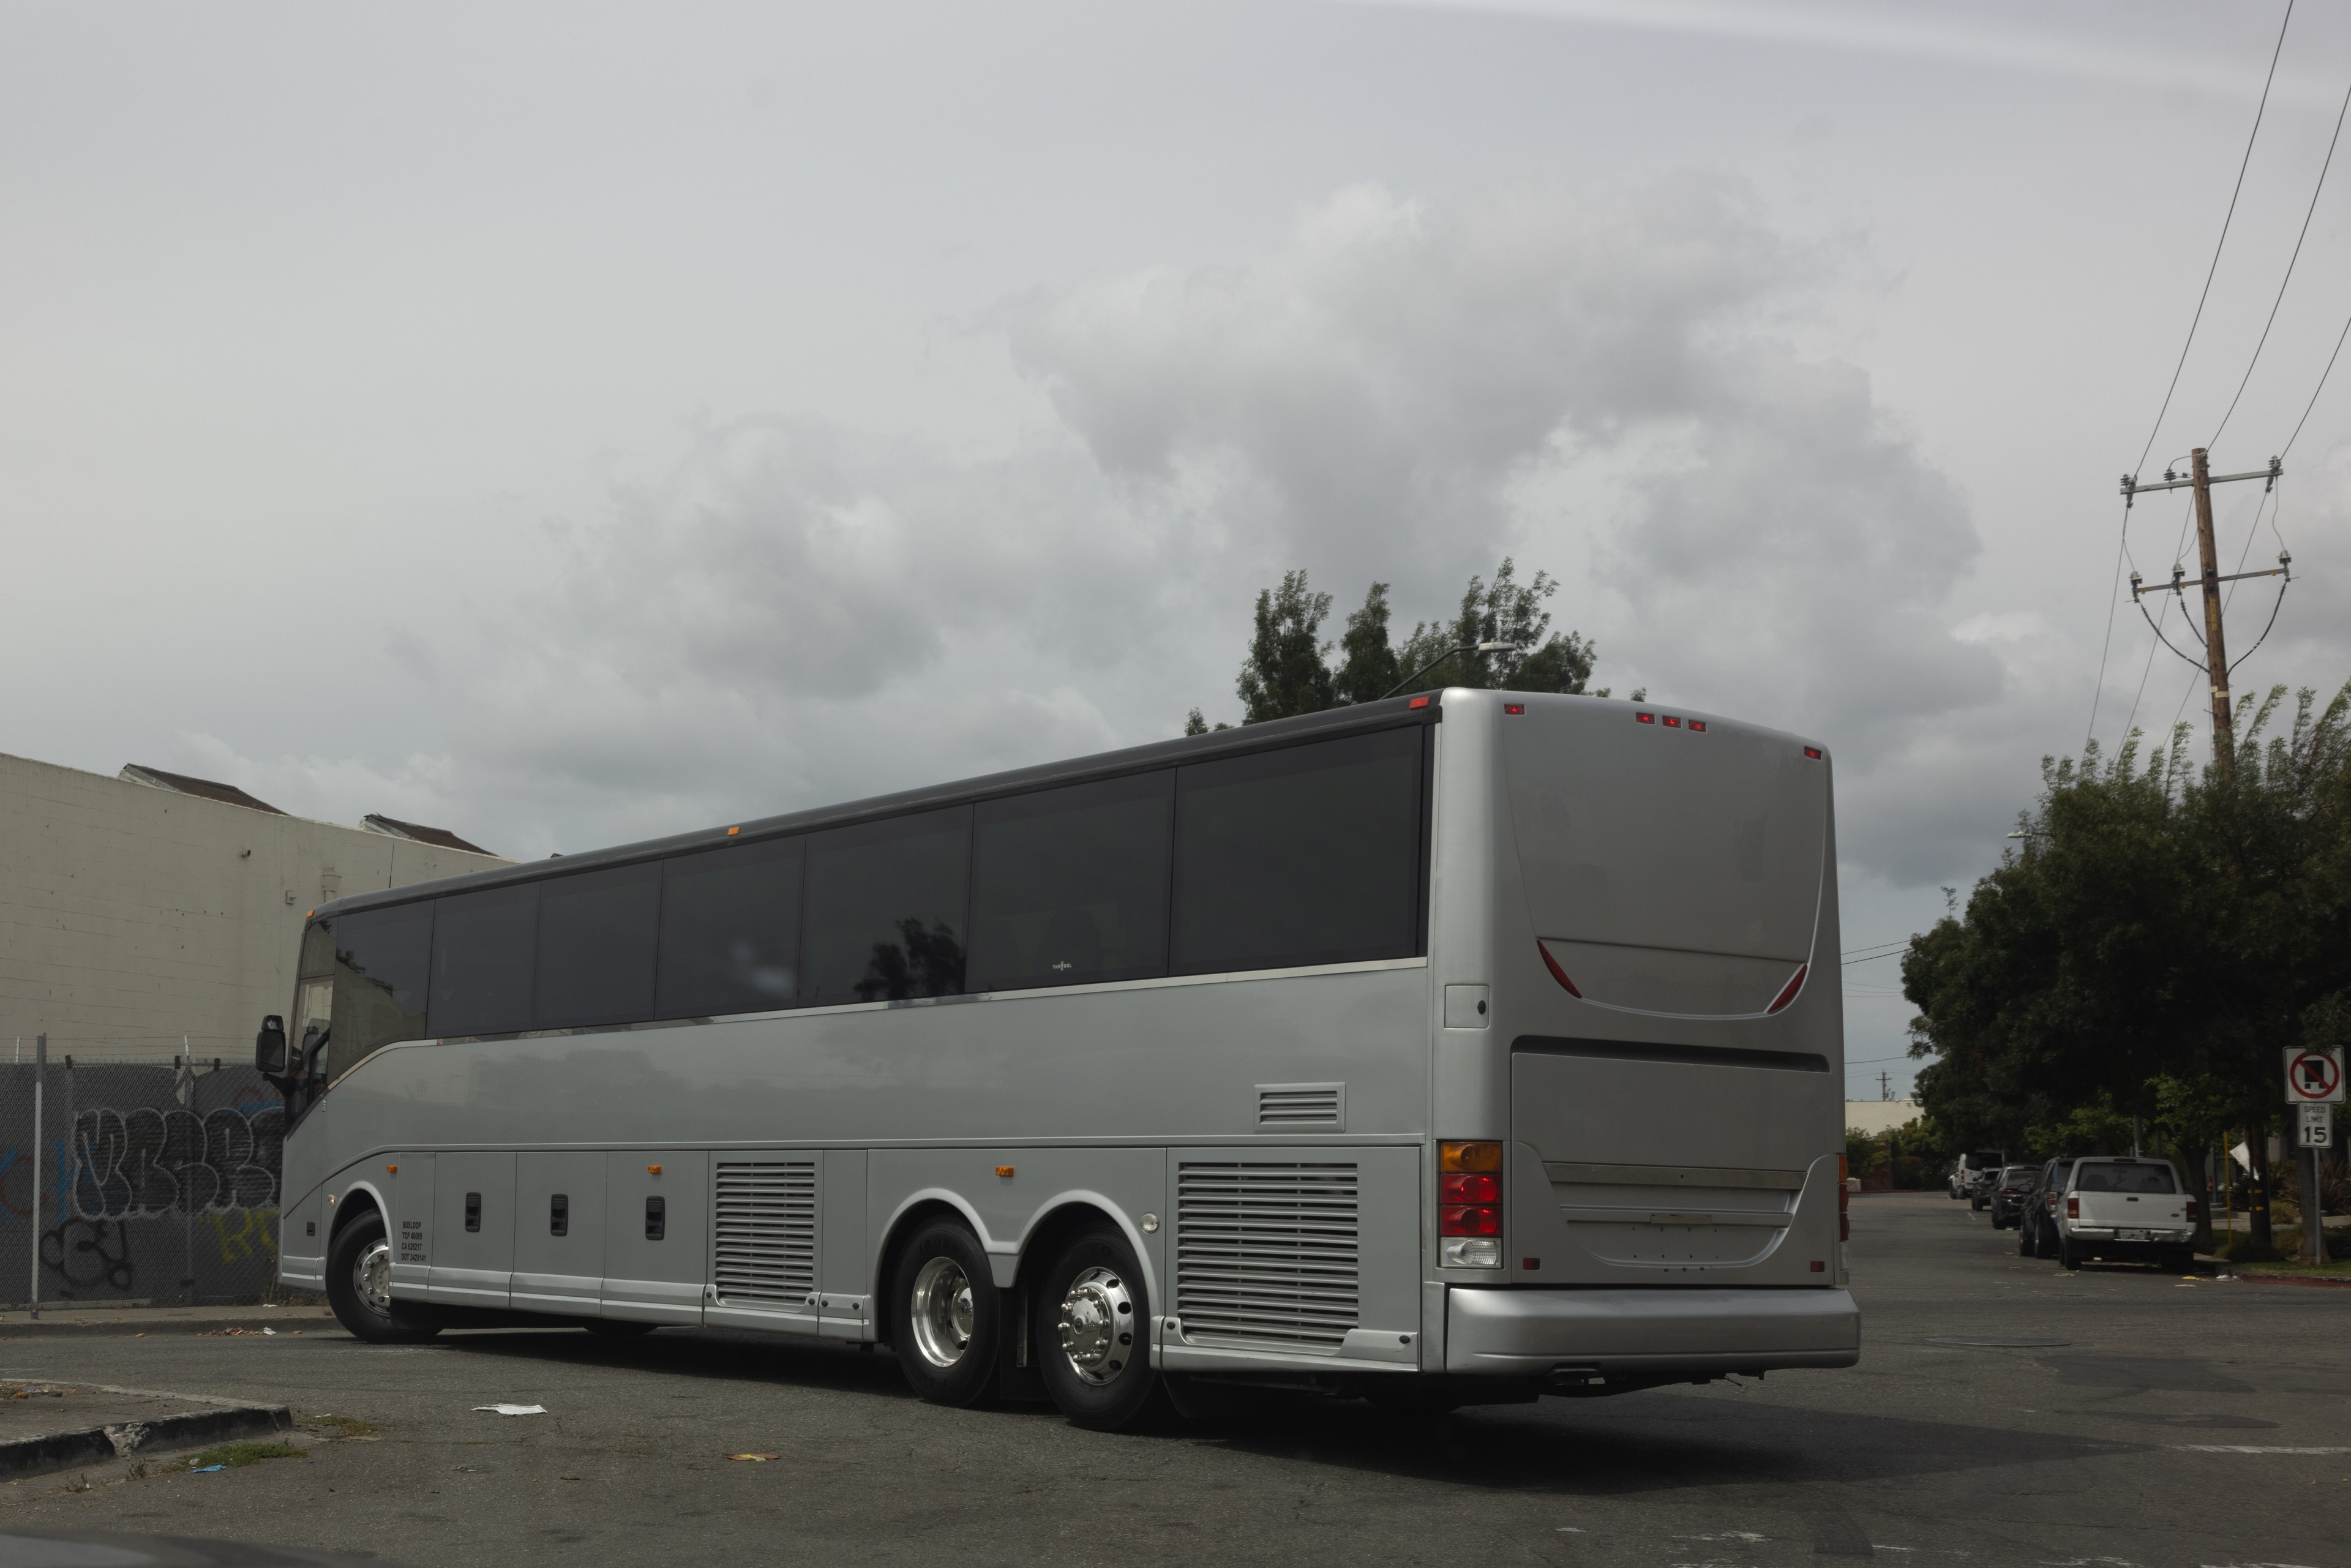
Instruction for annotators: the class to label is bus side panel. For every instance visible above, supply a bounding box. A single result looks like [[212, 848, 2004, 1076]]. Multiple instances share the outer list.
[[426, 1150, 514, 1309], [604, 1150, 707, 1324], [820, 1147, 868, 1340], [512, 1150, 606, 1318], [1160, 1144, 1420, 1371], [313, 965, 1429, 1153]]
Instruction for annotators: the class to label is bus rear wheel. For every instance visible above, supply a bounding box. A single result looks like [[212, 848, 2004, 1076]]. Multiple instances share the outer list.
[[1035, 1227, 1171, 1432], [891, 1218, 1001, 1408], [326, 1210, 442, 1344]]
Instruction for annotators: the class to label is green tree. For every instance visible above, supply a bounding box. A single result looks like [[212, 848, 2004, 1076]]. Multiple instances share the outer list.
[[1197, 559, 1624, 729], [1235, 571, 1338, 724], [1393, 558, 1597, 697], [1903, 684, 2351, 1256]]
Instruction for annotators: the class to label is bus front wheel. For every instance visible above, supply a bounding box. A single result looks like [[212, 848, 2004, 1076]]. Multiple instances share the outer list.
[[891, 1218, 1002, 1408], [1035, 1227, 1172, 1433], [326, 1210, 442, 1344]]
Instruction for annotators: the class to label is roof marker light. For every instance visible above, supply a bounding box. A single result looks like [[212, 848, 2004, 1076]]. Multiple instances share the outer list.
[[1537, 940, 1583, 998], [727, 826, 741, 836], [1663, 715, 1681, 728], [1636, 711, 1655, 724], [1804, 746, 1822, 759], [1689, 720, 1707, 732], [1504, 703, 1524, 715], [1408, 694, 1431, 709], [1766, 964, 1809, 1013]]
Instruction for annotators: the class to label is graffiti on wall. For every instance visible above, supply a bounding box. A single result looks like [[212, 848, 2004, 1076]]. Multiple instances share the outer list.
[[1, 1065, 286, 1306], [67, 1106, 283, 1219]]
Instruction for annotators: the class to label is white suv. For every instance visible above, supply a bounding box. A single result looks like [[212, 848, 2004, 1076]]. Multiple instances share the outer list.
[[2055, 1157, 2197, 1274]]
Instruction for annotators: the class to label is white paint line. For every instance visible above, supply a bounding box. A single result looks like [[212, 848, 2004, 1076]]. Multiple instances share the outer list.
[[2169, 1445, 2351, 1454]]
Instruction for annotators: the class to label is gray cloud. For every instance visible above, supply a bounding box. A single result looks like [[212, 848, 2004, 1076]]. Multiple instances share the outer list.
[[193, 174, 2017, 883]]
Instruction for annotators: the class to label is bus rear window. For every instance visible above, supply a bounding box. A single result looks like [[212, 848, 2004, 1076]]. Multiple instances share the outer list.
[[1504, 702, 1824, 961], [970, 772, 1173, 991], [1171, 727, 1423, 974]]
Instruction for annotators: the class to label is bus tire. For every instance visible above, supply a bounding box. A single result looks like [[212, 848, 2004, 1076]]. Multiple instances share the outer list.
[[891, 1218, 1002, 1408], [326, 1210, 443, 1344], [1035, 1226, 1171, 1433]]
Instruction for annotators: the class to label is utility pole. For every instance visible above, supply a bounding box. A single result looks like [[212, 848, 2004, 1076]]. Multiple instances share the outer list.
[[2121, 452, 2287, 768], [2120, 452, 2291, 1254], [1879, 1071, 1892, 1102], [2189, 450, 2233, 769]]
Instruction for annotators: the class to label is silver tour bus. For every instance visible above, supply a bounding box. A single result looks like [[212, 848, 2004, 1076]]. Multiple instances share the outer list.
[[258, 688, 1858, 1428]]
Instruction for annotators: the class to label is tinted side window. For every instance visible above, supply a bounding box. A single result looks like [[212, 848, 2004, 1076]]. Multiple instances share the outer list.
[[803, 808, 970, 1005], [970, 773, 1173, 992], [430, 883, 538, 1037], [656, 837, 806, 1019], [332, 904, 435, 1070], [1171, 727, 1425, 974], [535, 862, 661, 1029]]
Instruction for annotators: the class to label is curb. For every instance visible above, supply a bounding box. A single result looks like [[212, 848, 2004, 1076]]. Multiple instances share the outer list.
[[2222, 1271, 2351, 1291], [0, 1316, 338, 1340], [2, 1398, 293, 1482]]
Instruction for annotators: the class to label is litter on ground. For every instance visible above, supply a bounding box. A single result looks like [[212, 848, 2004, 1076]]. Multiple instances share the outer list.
[[470, 1404, 548, 1417]]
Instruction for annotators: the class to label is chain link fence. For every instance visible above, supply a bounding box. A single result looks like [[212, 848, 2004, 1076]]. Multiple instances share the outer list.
[[0, 1058, 285, 1308]]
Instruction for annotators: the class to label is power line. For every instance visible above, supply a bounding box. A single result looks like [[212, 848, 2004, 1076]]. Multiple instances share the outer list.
[[2282, 307, 2351, 458], [2085, 498, 2132, 749], [2129, 0, 2295, 481], [2210, 69, 2351, 450]]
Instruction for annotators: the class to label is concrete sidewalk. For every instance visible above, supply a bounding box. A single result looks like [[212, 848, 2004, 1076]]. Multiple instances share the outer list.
[[0, 1304, 339, 1338]]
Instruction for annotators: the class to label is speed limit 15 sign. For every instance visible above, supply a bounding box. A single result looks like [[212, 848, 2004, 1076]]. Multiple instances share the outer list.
[[2284, 1047, 2345, 1105]]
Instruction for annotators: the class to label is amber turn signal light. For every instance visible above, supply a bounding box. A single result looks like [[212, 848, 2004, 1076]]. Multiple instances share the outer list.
[[1440, 1141, 1502, 1173]]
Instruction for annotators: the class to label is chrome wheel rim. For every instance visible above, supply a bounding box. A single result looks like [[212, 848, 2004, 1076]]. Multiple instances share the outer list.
[[909, 1256, 974, 1369], [1056, 1265, 1135, 1387], [354, 1236, 393, 1315]]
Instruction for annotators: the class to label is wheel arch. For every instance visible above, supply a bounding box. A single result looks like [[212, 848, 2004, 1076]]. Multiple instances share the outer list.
[[1011, 1196, 1160, 1312], [870, 1192, 991, 1347], [329, 1180, 388, 1245]]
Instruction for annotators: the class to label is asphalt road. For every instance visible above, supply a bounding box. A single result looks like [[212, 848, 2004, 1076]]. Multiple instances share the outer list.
[[4, 1192, 2345, 1567]]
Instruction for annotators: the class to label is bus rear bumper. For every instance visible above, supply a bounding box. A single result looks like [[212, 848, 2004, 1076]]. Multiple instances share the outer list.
[[1444, 1285, 1860, 1377]]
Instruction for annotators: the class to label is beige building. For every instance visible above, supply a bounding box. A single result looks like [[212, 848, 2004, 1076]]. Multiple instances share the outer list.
[[1845, 1099, 1923, 1136], [1, 752, 508, 1063]]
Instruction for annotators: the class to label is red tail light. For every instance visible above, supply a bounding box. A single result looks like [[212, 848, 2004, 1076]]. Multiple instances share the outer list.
[[1442, 1173, 1499, 1204], [1537, 940, 1583, 997], [1766, 964, 1808, 1013], [1441, 1204, 1501, 1236], [2186, 1198, 2199, 1223], [2066, 1196, 2078, 1218]]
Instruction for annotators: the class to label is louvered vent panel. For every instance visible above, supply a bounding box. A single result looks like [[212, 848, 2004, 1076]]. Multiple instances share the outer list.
[[713, 1161, 817, 1304], [1176, 1161, 1360, 1351], [1256, 1082, 1343, 1131]]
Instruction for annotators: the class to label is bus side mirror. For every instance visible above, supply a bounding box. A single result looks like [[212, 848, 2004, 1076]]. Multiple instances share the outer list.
[[256, 1015, 288, 1076]]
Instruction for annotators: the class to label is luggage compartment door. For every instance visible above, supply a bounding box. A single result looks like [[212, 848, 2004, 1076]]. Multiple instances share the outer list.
[[602, 1150, 707, 1325]]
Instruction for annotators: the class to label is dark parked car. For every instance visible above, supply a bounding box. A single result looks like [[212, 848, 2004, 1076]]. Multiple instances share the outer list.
[[2017, 1155, 2080, 1259], [1988, 1165, 2039, 1229]]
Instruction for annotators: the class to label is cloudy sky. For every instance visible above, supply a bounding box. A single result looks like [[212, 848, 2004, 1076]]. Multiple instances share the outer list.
[[8, 1, 2351, 1093]]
